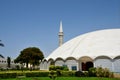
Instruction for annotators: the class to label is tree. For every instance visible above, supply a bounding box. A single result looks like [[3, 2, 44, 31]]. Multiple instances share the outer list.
[[0, 40, 4, 58], [0, 54, 4, 58], [7, 56, 11, 68], [14, 47, 44, 68], [0, 40, 4, 47]]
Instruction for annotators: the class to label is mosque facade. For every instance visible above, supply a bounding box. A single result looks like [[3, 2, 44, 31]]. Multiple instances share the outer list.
[[40, 22, 120, 72]]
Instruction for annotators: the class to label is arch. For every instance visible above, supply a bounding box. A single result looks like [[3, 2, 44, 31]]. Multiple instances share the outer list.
[[113, 56, 120, 60], [94, 56, 112, 71], [65, 57, 78, 71], [65, 57, 77, 61], [48, 58, 54, 62], [78, 56, 93, 71], [42, 59, 48, 63], [94, 56, 112, 61], [55, 57, 65, 62], [79, 56, 93, 63], [48, 58, 55, 65]]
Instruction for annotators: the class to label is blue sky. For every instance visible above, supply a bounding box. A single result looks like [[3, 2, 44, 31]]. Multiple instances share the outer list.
[[0, 0, 120, 59]]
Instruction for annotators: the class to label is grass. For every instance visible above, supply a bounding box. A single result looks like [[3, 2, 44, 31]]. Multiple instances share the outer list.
[[1, 77, 120, 80]]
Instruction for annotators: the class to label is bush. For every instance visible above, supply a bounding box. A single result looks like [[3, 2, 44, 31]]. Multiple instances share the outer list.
[[88, 67, 113, 78], [49, 65, 56, 71], [0, 73, 17, 79], [26, 71, 49, 77], [61, 71, 75, 77], [48, 70, 57, 80], [62, 66, 69, 71], [83, 71, 89, 77], [56, 69, 62, 76], [96, 67, 113, 77], [49, 65, 69, 71], [88, 67, 96, 77], [75, 71, 84, 77]]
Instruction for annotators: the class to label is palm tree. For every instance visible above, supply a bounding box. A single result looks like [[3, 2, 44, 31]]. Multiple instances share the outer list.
[[0, 40, 4, 47], [0, 54, 4, 58], [0, 40, 4, 58]]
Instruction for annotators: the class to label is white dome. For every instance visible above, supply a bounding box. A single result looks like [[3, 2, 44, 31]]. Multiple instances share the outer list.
[[46, 29, 120, 60]]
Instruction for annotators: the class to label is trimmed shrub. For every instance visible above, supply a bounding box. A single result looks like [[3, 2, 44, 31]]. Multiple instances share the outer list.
[[88, 67, 96, 77], [0, 73, 17, 79], [96, 67, 113, 77], [0, 73, 6, 79], [48, 70, 57, 80], [49, 65, 69, 71], [56, 69, 62, 76], [62, 66, 69, 71], [26, 71, 49, 77], [88, 67, 114, 78], [83, 71, 89, 77], [61, 71, 75, 77], [49, 65, 56, 71], [75, 71, 84, 77]]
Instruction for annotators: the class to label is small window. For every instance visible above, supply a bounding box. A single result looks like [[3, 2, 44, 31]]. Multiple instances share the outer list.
[[72, 66, 77, 70]]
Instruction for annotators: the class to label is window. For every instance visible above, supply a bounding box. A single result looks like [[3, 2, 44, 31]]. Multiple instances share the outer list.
[[72, 66, 77, 70]]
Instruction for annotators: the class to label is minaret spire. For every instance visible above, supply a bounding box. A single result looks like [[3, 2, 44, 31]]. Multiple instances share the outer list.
[[59, 21, 63, 32], [58, 21, 64, 46]]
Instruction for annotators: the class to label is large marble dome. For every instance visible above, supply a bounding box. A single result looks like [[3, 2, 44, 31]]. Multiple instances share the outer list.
[[40, 29, 120, 72], [46, 29, 120, 60]]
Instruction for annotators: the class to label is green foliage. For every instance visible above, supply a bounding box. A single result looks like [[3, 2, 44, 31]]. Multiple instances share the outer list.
[[26, 71, 49, 77], [96, 67, 113, 77], [7, 56, 11, 68], [0, 54, 4, 58], [0, 40, 4, 47], [14, 47, 44, 68], [88, 67, 96, 77], [88, 67, 114, 78], [49, 65, 56, 71], [61, 71, 75, 77], [49, 65, 73, 78], [83, 71, 89, 77], [49, 65, 69, 71], [0, 73, 17, 79], [0, 71, 49, 79], [48, 70, 57, 80], [1, 77, 120, 80], [62, 66, 69, 71], [75, 71, 85, 77]]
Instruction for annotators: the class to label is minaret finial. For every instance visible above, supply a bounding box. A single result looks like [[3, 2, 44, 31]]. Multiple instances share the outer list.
[[59, 21, 63, 32], [58, 21, 64, 47]]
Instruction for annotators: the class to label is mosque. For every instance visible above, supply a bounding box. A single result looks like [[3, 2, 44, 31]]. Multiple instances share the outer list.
[[40, 22, 120, 72]]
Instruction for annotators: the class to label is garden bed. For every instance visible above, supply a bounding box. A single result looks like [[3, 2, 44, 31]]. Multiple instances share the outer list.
[[0, 77, 120, 80]]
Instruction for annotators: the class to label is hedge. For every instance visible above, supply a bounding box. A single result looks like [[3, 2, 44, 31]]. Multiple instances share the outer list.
[[0, 71, 76, 79], [0, 73, 17, 79], [26, 72, 49, 77], [61, 71, 75, 77]]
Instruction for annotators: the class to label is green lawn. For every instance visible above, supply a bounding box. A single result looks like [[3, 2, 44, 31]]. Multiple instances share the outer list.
[[1, 77, 120, 80]]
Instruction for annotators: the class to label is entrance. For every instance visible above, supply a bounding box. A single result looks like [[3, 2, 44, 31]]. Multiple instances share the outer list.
[[82, 61, 93, 71]]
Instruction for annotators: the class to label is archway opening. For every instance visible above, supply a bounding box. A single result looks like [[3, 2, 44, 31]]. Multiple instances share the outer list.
[[82, 62, 86, 71], [82, 61, 93, 71], [50, 61, 55, 65], [86, 61, 93, 71]]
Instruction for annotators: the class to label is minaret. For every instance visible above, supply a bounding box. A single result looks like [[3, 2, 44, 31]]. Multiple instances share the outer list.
[[58, 21, 64, 46]]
